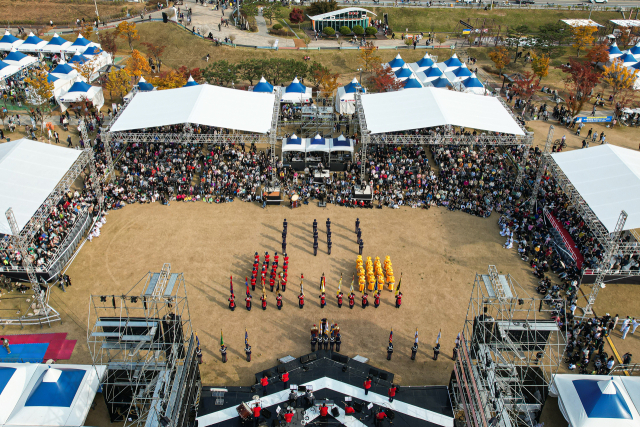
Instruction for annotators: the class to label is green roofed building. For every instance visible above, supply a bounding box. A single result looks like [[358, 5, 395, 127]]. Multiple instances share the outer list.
[[308, 7, 376, 33]]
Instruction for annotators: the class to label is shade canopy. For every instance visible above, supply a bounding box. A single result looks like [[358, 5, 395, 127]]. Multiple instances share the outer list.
[[68, 53, 88, 64], [0, 139, 84, 235], [551, 374, 640, 427], [282, 134, 304, 152], [442, 54, 462, 71], [388, 54, 405, 70], [630, 41, 640, 56], [360, 87, 525, 135], [285, 77, 307, 93], [431, 75, 452, 88], [403, 76, 423, 89], [453, 64, 473, 80], [0, 61, 19, 81], [342, 78, 363, 94], [394, 64, 414, 80], [609, 42, 624, 59], [550, 144, 640, 232], [619, 52, 638, 66], [65, 34, 99, 53], [41, 34, 72, 53], [17, 33, 46, 52], [3, 51, 37, 68], [0, 31, 23, 51], [330, 135, 354, 152], [306, 134, 329, 153], [253, 76, 274, 93], [183, 75, 199, 87], [110, 84, 276, 134], [415, 54, 435, 70], [137, 76, 154, 91], [82, 46, 102, 56]]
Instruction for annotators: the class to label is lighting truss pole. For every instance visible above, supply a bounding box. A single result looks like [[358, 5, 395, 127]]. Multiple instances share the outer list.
[[355, 91, 369, 179], [5, 208, 61, 326], [583, 210, 627, 316], [269, 88, 281, 187], [529, 125, 554, 208]]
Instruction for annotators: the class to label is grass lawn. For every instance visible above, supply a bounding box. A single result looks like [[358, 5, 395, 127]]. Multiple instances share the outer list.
[[370, 7, 622, 33], [3, 0, 145, 25]]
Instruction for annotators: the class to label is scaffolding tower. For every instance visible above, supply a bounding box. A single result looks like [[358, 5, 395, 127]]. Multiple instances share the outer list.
[[450, 266, 566, 427], [88, 264, 201, 427]]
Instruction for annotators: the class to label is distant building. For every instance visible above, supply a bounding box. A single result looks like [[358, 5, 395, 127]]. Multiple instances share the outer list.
[[308, 7, 376, 33]]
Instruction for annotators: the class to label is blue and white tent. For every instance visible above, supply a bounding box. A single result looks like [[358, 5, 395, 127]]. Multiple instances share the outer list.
[[50, 62, 78, 80], [64, 34, 99, 54], [551, 374, 640, 427], [394, 63, 414, 82], [387, 54, 405, 71], [431, 75, 452, 89], [253, 76, 274, 93], [81, 46, 102, 56], [0, 30, 23, 52], [281, 77, 312, 103], [422, 65, 444, 82], [403, 75, 423, 89], [41, 33, 72, 54], [619, 52, 638, 67], [442, 53, 462, 72], [2, 50, 38, 68], [329, 134, 354, 153], [413, 53, 435, 72], [137, 76, 155, 92], [306, 134, 330, 153], [630, 41, 640, 57], [609, 42, 624, 60], [184, 75, 199, 87], [282, 134, 304, 153], [452, 63, 473, 81], [58, 81, 104, 112], [0, 60, 19, 81], [462, 73, 485, 95], [17, 32, 46, 52], [68, 53, 88, 65], [335, 77, 364, 114]]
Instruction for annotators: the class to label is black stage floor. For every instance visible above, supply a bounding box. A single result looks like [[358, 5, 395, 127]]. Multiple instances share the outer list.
[[197, 350, 453, 427]]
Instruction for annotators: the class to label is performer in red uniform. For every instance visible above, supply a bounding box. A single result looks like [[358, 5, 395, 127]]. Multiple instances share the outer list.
[[374, 291, 381, 308], [298, 293, 305, 309], [283, 410, 294, 423], [349, 292, 355, 309], [320, 404, 329, 417], [251, 275, 256, 291], [319, 292, 326, 308], [345, 405, 355, 415], [228, 294, 236, 311], [388, 384, 397, 402], [337, 291, 343, 308], [281, 369, 289, 389], [260, 375, 269, 396], [396, 292, 402, 308], [276, 293, 283, 310], [362, 292, 368, 309], [261, 294, 267, 310], [245, 294, 252, 311], [364, 377, 372, 395], [269, 277, 275, 292]]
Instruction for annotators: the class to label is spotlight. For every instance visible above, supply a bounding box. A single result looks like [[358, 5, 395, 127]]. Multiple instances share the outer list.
[[518, 299, 524, 305], [131, 296, 138, 303], [100, 296, 107, 302]]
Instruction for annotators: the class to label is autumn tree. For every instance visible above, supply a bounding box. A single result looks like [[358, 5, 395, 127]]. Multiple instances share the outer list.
[[511, 71, 541, 102], [105, 68, 132, 101], [489, 46, 511, 76], [24, 68, 54, 135], [126, 49, 151, 82], [602, 60, 638, 106], [178, 66, 203, 82], [289, 8, 305, 26], [586, 42, 610, 64], [570, 25, 597, 57], [368, 64, 404, 92], [74, 24, 93, 40], [73, 56, 98, 82], [149, 70, 187, 89], [558, 59, 602, 116], [98, 31, 118, 61], [116, 21, 139, 51], [313, 67, 340, 98], [531, 53, 550, 81], [308, 61, 329, 87], [141, 42, 166, 72], [359, 43, 381, 73]]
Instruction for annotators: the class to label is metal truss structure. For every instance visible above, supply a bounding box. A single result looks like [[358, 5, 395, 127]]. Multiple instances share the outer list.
[[88, 264, 201, 427], [355, 91, 370, 177], [2, 208, 61, 327], [269, 88, 282, 185], [368, 132, 533, 146], [451, 266, 566, 427], [529, 125, 554, 208]]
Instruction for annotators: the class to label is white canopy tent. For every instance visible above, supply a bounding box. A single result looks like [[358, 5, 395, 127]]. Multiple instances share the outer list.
[[110, 84, 276, 134], [550, 374, 640, 427], [40, 33, 72, 54], [0, 139, 84, 235], [359, 88, 525, 135], [16, 33, 46, 53], [0, 61, 19, 82], [330, 135, 355, 152], [0, 31, 23, 52], [58, 81, 104, 112], [550, 144, 640, 232], [306, 134, 330, 153], [335, 78, 364, 114], [0, 363, 106, 427], [282, 134, 305, 152]]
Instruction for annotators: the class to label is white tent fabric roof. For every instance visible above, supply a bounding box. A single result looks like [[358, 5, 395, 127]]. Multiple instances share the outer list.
[[0, 363, 105, 427], [360, 88, 525, 135], [111, 84, 276, 134], [550, 144, 640, 232], [0, 139, 83, 235], [550, 374, 640, 427]]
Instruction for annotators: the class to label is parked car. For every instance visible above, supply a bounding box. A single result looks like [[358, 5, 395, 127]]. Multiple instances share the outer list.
[[513, 0, 535, 4]]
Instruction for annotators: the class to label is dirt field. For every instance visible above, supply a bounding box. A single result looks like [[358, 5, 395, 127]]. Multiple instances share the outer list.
[[1, 0, 145, 25]]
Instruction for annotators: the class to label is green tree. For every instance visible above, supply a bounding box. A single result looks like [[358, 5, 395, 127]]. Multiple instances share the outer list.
[[340, 26, 352, 36], [238, 59, 262, 85], [309, 61, 329, 87], [323, 27, 335, 36], [308, 0, 338, 16], [365, 26, 377, 36], [534, 22, 567, 56], [204, 60, 237, 87], [505, 25, 530, 62], [353, 25, 364, 36]]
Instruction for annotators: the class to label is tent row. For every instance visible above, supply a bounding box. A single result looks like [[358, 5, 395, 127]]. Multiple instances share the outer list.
[[607, 40, 640, 89], [282, 134, 355, 153], [0, 50, 38, 81], [0, 31, 99, 54]]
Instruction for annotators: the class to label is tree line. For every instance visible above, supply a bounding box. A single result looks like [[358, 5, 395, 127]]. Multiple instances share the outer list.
[[203, 58, 330, 87]]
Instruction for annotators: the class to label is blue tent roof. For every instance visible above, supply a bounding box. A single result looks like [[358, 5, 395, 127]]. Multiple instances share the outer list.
[[82, 46, 102, 55], [25, 368, 85, 408], [609, 42, 623, 56], [45, 35, 69, 46], [138, 81, 154, 91], [632, 62, 640, 70], [47, 73, 59, 83], [426, 66, 443, 78], [454, 66, 473, 78], [68, 81, 92, 93], [51, 63, 74, 75], [332, 136, 350, 147], [573, 379, 632, 420], [286, 77, 307, 93], [0, 367, 16, 394], [310, 134, 325, 145], [4, 51, 28, 62], [388, 54, 405, 69], [253, 77, 274, 93], [183, 76, 199, 87], [432, 76, 452, 88], [416, 55, 435, 68], [286, 134, 302, 144], [403, 76, 423, 89], [464, 75, 484, 88], [444, 54, 462, 68], [0, 61, 10, 71], [68, 54, 87, 64], [71, 35, 91, 47], [0, 32, 19, 44], [395, 65, 413, 79], [343, 78, 363, 94], [22, 34, 44, 46], [630, 43, 640, 56], [619, 52, 637, 64]]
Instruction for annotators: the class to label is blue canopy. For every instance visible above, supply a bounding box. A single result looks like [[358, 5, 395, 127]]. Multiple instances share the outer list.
[[609, 42, 623, 57], [68, 54, 88, 64], [463, 75, 484, 88], [82, 46, 102, 55], [22, 34, 44, 46], [253, 77, 274, 93], [51, 63, 75, 75], [0, 61, 10, 71], [432, 76, 452, 88], [287, 134, 302, 144], [415, 55, 435, 69], [67, 81, 92, 93], [0, 32, 19, 44], [573, 379, 632, 419], [395, 65, 413, 79], [443, 54, 462, 68], [631, 62, 640, 70], [388, 54, 405, 69], [310, 134, 325, 145], [138, 77, 154, 91], [4, 51, 28, 62], [71, 35, 91, 47], [45, 35, 69, 46], [618, 52, 637, 64], [286, 77, 307, 93], [332, 136, 350, 148], [454, 65, 473, 79], [183, 76, 199, 87], [47, 73, 59, 83], [343, 78, 363, 94], [426, 66, 443, 78], [630, 42, 640, 56], [403, 76, 423, 89]]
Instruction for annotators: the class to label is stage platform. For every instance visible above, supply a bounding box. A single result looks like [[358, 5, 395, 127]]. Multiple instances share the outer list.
[[197, 350, 453, 427], [354, 186, 373, 201]]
